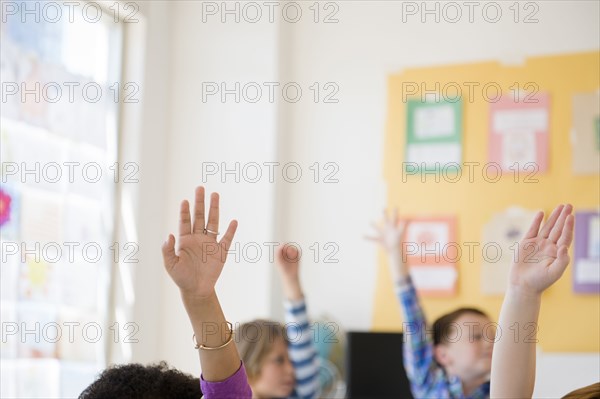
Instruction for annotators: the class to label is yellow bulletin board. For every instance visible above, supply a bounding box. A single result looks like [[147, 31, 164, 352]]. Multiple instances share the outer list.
[[374, 52, 600, 352]]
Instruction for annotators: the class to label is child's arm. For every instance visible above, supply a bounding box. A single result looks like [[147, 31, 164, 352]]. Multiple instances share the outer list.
[[162, 186, 252, 398], [490, 204, 574, 399], [275, 244, 320, 399], [368, 211, 436, 394]]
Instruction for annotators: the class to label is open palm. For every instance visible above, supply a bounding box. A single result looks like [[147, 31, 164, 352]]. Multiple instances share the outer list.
[[509, 204, 574, 295], [162, 186, 238, 298], [368, 209, 406, 252]]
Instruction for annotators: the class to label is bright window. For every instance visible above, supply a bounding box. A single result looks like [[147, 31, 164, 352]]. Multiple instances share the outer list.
[[1, 1, 124, 396]]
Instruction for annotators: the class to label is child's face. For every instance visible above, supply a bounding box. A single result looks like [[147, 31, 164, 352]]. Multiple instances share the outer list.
[[435, 313, 494, 382], [251, 337, 296, 399]]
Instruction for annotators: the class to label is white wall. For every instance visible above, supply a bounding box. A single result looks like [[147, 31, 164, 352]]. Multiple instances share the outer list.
[[279, 1, 600, 393], [282, 0, 600, 329], [128, 0, 600, 393], [158, 0, 281, 375], [533, 351, 600, 397]]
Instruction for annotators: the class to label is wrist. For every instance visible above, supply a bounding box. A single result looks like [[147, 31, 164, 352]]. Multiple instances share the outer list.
[[280, 273, 300, 290], [181, 289, 217, 307], [506, 285, 543, 303], [387, 251, 408, 279], [388, 247, 405, 263], [281, 275, 300, 287], [283, 284, 303, 301], [386, 243, 402, 255]]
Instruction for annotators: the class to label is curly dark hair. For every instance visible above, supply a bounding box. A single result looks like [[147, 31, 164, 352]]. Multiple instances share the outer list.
[[79, 361, 201, 399]]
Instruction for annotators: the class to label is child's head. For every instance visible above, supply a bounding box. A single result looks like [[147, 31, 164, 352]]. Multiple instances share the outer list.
[[432, 308, 494, 382], [235, 320, 296, 399], [79, 361, 201, 398]]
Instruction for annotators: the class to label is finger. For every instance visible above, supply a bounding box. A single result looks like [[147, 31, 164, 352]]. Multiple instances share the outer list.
[[548, 245, 570, 282], [205, 192, 220, 236], [161, 234, 179, 271], [218, 220, 238, 253], [192, 186, 206, 234], [548, 204, 572, 243], [539, 205, 564, 238], [179, 200, 192, 236], [557, 214, 575, 248], [523, 211, 544, 239], [392, 208, 399, 225], [398, 220, 406, 234]]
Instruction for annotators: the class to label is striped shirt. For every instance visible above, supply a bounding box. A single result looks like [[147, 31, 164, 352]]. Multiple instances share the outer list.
[[284, 299, 320, 399], [396, 278, 490, 399]]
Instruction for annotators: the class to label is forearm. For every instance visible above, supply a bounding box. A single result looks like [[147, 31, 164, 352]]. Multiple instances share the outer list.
[[388, 248, 410, 285], [395, 276, 435, 387], [182, 291, 241, 382], [491, 287, 542, 399], [389, 249, 418, 326], [281, 276, 303, 302]]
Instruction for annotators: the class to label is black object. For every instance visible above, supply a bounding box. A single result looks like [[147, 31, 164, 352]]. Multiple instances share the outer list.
[[345, 331, 414, 399]]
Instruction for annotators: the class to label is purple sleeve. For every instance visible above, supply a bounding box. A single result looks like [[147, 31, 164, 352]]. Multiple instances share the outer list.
[[200, 361, 252, 399]]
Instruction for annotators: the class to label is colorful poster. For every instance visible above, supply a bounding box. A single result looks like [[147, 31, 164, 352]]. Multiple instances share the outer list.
[[0, 184, 21, 239], [489, 93, 550, 172], [574, 211, 600, 293], [571, 92, 600, 175], [403, 217, 458, 296], [18, 256, 59, 303], [481, 207, 538, 295], [405, 99, 462, 172]]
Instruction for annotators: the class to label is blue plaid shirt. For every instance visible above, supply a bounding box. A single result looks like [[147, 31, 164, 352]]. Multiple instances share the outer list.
[[396, 278, 490, 399]]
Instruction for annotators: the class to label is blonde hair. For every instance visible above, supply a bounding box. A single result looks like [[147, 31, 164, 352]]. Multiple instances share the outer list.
[[562, 382, 600, 399], [235, 319, 289, 381]]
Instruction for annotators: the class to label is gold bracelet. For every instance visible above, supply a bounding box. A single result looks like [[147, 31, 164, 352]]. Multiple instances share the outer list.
[[192, 322, 234, 350]]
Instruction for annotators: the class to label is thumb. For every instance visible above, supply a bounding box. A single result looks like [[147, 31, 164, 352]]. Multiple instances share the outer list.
[[548, 245, 570, 283], [161, 234, 178, 271]]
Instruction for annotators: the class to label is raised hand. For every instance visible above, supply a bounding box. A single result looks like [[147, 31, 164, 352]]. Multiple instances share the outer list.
[[491, 204, 575, 399], [162, 186, 238, 298], [275, 243, 303, 301], [367, 209, 409, 283], [509, 204, 574, 296], [367, 209, 406, 252]]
